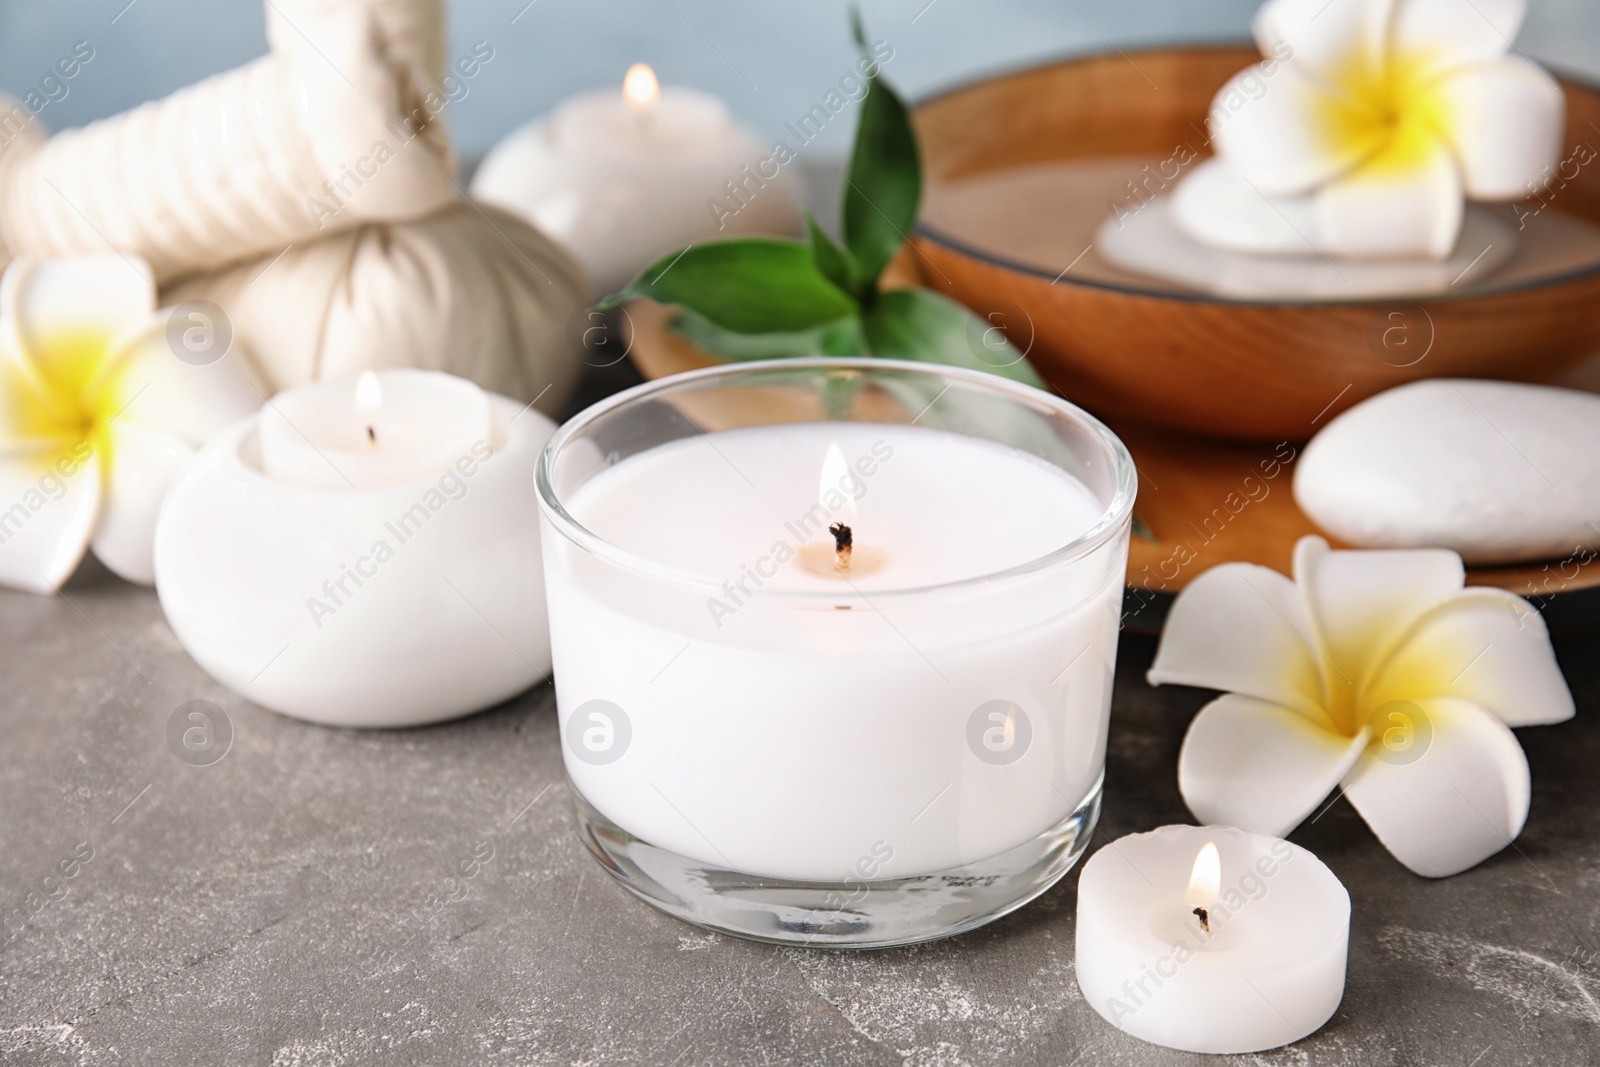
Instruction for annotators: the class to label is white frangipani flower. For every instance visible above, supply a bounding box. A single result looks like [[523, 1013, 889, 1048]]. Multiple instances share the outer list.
[[1174, 0, 1565, 259], [1149, 536, 1574, 878], [0, 255, 259, 592]]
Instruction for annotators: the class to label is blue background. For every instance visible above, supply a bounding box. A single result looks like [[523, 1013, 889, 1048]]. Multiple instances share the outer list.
[[2, 0, 1595, 163]]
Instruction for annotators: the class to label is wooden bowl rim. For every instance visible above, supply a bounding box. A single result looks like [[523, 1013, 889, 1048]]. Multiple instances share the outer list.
[[912, 42, 1600, 310]]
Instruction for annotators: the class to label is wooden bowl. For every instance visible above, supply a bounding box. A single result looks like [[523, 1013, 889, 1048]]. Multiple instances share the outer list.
[[910, 46, 1600, 441]]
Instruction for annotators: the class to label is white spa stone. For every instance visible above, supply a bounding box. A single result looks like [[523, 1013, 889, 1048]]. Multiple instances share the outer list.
[[1294, 379, 1600, 564], [1096, 191, 1516, 301]]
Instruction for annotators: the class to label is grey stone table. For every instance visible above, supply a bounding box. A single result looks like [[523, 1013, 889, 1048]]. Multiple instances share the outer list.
[[3, 361, 1599, 1065], [4, 565, 1599, 1066]]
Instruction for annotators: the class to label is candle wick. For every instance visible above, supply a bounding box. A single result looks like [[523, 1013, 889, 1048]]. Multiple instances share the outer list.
[[1192, 906, 1210, 934], [366, 425, 376, 444], [829, 521, 853, 571]]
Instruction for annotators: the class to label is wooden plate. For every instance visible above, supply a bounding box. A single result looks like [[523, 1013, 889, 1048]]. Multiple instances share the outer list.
[[623, 299, 1600, 632], [909, 46, 1600, 442]]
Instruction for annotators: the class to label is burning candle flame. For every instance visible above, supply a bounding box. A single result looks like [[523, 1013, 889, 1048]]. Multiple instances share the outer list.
[[819, 442, 856, 525], [356, 370, 382, 444], [1186, 841, 1221, 907], [796, 441, 884, 579], [355, 371, 383, 415], [623, 63, 660, 112]]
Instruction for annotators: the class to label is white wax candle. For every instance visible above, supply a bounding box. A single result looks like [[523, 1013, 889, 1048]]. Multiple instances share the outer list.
[[156, 387, 558, 728], [571, 424, 1095, 590], [259, 369, 491, 489], [472, 64, 803, 295], [548, 68, 734, 158], [547, 422, 1124, 881], [1076, 825, 1350, 1055]]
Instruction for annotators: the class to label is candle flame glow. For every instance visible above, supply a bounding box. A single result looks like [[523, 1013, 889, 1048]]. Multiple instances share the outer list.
[[355, 371, 383, 415], [623, 63, 660, 111], [819, 442, 857, 526], [1186, 841, 1221, 906]]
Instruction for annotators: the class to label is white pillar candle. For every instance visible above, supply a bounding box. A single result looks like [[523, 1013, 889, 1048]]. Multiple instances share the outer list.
[[472, 64, 803, 295], [258, 369, 491, 489], [1076, 825, 1350, 1055], [541, 374, 1133, 886]]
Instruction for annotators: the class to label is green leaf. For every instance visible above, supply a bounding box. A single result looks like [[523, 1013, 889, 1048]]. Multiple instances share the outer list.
[[806, 216, 860, 298], [850, 5, 868, 52], [671, 308, 866, 363], [600, 239, 858, 333], [860, 289, 1044, 388], [863, 295, 1067, 463], [842, 46, 920, 287]]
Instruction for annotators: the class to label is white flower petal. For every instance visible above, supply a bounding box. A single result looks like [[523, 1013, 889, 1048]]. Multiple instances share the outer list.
[[1427, 57, 1564, 200], [0, 444, 100, 594], [1342, 696, 1530, 877], [1391, 0, 1526, 82], [1179, 693, 1368, 837], [104, 323, 261, 446], [1293, 535, 1464, 698], [1171, 159, 1321, 255], [1212, 59, 1385, 196], [1369, 588, 1575, 727], [90, 421, 196, 586], [1314, 125, 1464, 258], [0, 256, 155, 367], [1148, 562, 1328, 721], [1253, 0, 1396, 87]]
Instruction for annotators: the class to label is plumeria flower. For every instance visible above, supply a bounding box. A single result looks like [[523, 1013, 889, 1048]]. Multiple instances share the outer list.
[[1149, 536, 1574, 878], [0, 255, 259, 592], [1174, 0, 1565, 259]]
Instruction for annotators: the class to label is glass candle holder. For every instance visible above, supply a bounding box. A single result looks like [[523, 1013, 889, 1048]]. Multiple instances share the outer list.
[[537, 358, 1135, 947]]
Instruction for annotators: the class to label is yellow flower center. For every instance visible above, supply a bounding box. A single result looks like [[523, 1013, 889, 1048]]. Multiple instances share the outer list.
[[3, 329, 124, 475], [1312, 45, 1456, 177], [1316, 628, 1450, 751]]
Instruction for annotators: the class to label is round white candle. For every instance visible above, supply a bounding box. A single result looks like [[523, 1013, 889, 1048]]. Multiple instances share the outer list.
[[544, 420, 1127, 881], [472, 63, 803, 295], [258, 370, 491, 489], [155, 373, 556, 728], [1076, 825, 1350, 1055]]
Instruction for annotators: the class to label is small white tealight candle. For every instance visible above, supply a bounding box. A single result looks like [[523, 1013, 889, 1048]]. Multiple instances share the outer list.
[[154, 369, 557, 728], [259, 369, 491, 489], [1076, 825, 1350, 1055], [472, 63, 804, 295]]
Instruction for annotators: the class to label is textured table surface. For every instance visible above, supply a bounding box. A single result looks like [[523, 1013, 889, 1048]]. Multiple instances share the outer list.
[[2, 528, 1598, 1066]]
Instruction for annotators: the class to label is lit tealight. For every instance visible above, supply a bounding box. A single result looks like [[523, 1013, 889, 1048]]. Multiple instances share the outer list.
[[1076, 825, 1351, 1055]]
